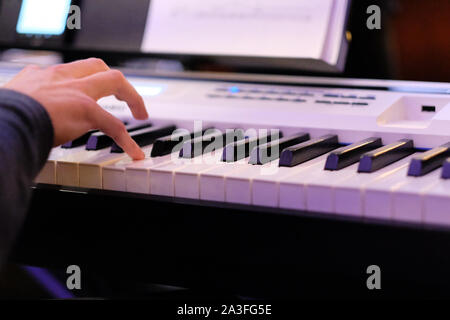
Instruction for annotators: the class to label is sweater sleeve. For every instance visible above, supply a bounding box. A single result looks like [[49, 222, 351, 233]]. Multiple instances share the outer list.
[[0, 88, 54, 267]]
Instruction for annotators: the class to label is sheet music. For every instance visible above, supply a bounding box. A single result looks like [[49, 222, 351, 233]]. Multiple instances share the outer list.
[[141, 0, 336, 59]]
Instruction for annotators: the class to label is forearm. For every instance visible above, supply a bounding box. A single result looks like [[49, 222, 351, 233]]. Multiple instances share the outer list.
[[0, 88, 53, 267]]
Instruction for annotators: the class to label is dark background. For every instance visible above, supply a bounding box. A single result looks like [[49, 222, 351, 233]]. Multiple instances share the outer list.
[[0, 0, 449, 82], [0, 0, 449, 300]]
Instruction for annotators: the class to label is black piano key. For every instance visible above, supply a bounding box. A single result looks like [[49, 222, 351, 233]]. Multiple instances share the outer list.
[[180, 129, 245, 158], [279, 134, 340, 167], [408, 142, 450, 177], [86, 122, 152, 150], [222, 130, 282, 162], [150, 128, 210, 157], [249, 133, 310, 165], [324, 137, 382, 170], [61, 130, 98, 148], [441, 158, 450, 179], [358, 139, 414, 173], [110, 125, 177, 153]]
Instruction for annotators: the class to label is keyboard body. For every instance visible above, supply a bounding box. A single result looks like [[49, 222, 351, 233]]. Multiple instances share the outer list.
[[2, 63, 450, 298]]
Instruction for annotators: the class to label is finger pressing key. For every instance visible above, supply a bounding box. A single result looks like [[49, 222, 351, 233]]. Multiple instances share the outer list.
[[89, 103, 145, 160]]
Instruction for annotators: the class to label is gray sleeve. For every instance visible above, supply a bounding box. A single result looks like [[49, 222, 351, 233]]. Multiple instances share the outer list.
[[0, 88, 54, 267]]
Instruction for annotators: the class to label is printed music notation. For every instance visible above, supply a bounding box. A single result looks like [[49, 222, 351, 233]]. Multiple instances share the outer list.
[[166, 1, 315, 22], [141, 0, 336, 58]]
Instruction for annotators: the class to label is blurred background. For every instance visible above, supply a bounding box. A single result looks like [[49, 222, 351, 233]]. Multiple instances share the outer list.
[[0, 0, 449, 82], [0, 0, 448, 299]]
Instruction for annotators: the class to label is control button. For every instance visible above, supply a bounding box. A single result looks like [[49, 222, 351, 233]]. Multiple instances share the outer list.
[[359, 96, 376, 100], [333, 101, 350, 105], [315, 100, 332, 104], [324, 93, 339, 98], [207, 94, 222, 98]]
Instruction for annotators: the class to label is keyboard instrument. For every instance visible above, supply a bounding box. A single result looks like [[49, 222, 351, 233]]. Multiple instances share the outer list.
[[21, 70, 449, 228], [2, 63, 450, 298]]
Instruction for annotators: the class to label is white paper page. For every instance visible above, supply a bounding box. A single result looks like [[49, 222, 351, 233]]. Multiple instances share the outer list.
[[322, 0, 349, 66], [141, 0, 335, 59]]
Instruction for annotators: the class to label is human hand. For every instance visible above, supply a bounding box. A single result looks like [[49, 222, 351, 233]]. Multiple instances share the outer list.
[[4, 58, 148, 160]]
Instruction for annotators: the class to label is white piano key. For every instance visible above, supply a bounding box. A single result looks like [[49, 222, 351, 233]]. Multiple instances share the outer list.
[[278, 157, 333, 210], [55, 149, 106, 187], [305, 163, 360, 214], [79, 152, 130, 189], [148, 139, 232, 197], [174, 151, 224, 199], [35, 146, 86, 184], [252, 153, 330, 208], [148, 160, 191, 197], [225, 160, 279, 205], [103, 157, 134, 192], [363, 155, 418, 220], [392, 170, 441, 224], [199, 163, 244, 202], [124, 153, 178, 194], [35, 161, 56, 184], [57, 161, 80, 187], [334, 155, 414, 217], [279, 182, 305, 210], [55, 147, 128, 188], [424, 179, 450, 226], [102, 146, 155, 191], [252, 173, 287, 207], [364, 173, 408, 220]]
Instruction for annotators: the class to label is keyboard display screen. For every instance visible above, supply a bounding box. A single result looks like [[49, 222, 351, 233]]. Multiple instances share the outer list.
[[16, 0, 72, 36]]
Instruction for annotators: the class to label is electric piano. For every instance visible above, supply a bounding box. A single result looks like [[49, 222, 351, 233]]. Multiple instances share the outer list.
[[3, 63, 450, 298]]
